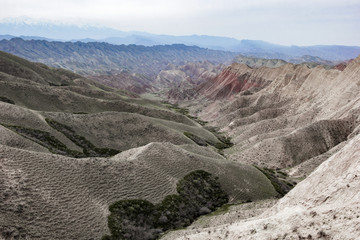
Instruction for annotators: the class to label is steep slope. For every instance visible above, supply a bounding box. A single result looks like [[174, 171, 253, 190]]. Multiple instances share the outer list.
[[162, 132, 360, 240], [156, 61, 224, 100]]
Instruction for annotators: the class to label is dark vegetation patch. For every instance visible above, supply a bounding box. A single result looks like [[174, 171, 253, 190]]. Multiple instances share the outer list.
[[1, 120, 119, 158], [72, 112, 89, 114], [1, 123, 84, 157], [254, 166, 296, 197], [48, 82, 70, 87], [183, 131, 233, 155], [183, 132, 208, 146], [45, 118, 120, 157], [0, 96, 15, 104], [103, 170, 229, 240]]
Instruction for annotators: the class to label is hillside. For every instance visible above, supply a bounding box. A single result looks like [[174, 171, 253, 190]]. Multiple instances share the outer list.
[[0, 51, 281, 239], [169, 56, 360, 172], [162, 132, 360, 240], [0, 38, 238, 77], [160, 55, 360, 239]]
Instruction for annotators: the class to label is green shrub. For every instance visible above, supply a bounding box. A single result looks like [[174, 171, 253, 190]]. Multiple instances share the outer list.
[[103, 170, 228, 240], [108, 200, 160, 240]]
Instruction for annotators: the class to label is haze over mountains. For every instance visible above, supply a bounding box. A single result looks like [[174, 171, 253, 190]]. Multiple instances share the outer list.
[[1, 18, 360, 61]]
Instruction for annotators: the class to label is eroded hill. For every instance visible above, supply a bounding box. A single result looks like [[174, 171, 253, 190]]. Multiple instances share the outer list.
[[160, 55, 360, 239], [0, 51, 280, 239]]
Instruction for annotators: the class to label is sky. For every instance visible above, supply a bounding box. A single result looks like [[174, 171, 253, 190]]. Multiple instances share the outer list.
[[1, 0, 360, 46]]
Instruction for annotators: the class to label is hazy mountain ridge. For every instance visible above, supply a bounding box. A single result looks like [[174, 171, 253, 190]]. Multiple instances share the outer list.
[[1, 19, 359, 61], [0, 38, 238, 77]]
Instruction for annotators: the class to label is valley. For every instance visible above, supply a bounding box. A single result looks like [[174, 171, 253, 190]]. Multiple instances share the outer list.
[[0, 36, 359, 240]]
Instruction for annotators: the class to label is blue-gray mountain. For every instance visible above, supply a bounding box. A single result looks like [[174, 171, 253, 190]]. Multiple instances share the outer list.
[[0, 38, 238, 77], [1, 19, 359, 61]]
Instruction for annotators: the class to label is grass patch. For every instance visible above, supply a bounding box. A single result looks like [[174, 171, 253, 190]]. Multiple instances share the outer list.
[[103, 170, 228, 240], [45, 118, 120, 157]]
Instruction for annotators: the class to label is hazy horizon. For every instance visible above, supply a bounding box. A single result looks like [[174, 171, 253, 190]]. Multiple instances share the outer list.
[[1, 0, 360, 46]]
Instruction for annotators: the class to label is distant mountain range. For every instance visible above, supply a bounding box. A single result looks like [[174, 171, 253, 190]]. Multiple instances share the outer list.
[[1, 17, 360, 61], [0, 38, 238, 77]]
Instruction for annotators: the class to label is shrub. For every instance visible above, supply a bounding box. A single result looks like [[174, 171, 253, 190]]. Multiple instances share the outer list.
[[103, 170, 228, 240]]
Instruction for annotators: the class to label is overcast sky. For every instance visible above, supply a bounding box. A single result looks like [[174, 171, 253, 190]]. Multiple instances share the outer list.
[[1, 0, 360, 46]]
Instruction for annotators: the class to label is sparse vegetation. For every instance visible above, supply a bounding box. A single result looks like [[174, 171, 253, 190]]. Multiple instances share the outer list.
[[104, 170, 229, 240], [2, 123, 84, 157], [163, 102, 234, 153], [183, 132, 208, 146], [1, 120, 120, 158], [254, 166, 295, 197], [45, 118, 120, 157], [0, 96, 15, 104]]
